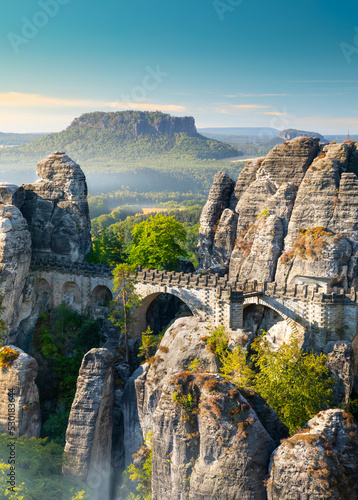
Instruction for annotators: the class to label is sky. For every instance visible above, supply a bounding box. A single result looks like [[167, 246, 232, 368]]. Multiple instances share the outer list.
[[1, 0, 358, 134]]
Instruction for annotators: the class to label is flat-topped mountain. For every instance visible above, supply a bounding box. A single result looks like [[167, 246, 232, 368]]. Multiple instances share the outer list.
[[0, 111, 238, 164], [70, 111, 199, 137], [0, 111, 239, 194]]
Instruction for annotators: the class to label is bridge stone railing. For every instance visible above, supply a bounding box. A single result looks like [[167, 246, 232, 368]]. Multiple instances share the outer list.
[[28, 258, 358, 346]]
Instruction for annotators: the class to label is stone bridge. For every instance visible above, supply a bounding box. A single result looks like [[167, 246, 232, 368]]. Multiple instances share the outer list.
[[28, 258, 358, 351]]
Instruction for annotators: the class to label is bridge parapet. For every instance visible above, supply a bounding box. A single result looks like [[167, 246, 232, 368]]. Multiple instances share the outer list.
[[264, 281, 358, 304], [30, 256, 113, 278]]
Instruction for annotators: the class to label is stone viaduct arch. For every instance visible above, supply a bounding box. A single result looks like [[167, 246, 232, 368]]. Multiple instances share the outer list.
[[243, 296, 304, 349], [26, 260, 358, 353], [131, 285, 199, 337]]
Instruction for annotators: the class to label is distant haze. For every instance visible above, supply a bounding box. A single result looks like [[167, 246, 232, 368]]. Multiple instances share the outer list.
[[198, 127, 281, 137]]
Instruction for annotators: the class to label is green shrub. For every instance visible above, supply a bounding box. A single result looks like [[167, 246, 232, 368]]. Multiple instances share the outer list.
[[251, 334, 334, 434], [0, 434, 90, 499], [33, 305, 104, 445], [120, 431, 153, 500]]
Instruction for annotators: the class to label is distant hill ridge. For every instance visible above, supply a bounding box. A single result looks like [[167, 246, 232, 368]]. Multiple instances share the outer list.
[[280, 129, 325, 141]]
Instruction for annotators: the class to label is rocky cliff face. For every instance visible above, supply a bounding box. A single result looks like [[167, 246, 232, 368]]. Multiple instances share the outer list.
[[267, 409, 358, 499], [0, 202, 32, 338], [0, 346, 41, 438], [64, 348, 114, 500], [134, 317, 288, 500], [196, 172, 236, 274], [21, 151, 91, 263], [197, 138, 358, 289], [70, 111, 199, 137]]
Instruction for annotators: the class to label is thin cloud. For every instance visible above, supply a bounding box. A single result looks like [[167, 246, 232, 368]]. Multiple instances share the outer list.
[[263, 111, 288, 116], [287, 80, 358, 84], [230, 104, 269, 109], [0, 92, 186, 112], [223, 93, 289, 98]]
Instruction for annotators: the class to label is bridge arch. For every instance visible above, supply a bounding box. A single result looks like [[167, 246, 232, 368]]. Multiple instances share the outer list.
[[91, 285, 113, 307], [61, 281, 82, 312], [131, 285, 198, 337], [243, 297, 303, 349]]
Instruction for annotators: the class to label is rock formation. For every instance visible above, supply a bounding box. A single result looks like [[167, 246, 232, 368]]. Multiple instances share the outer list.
[[324, 341, 355, 405], [0, 346, 41, 438], [64, 348, 115, 500], [0, 203, 32, 339], [196, 172, 236, 273], [0, 183, 25, 208], [134, 317, 287, 499], [267, 409, 358, 499], [21, 151, 91, 263], [196, 137, 358, 289]]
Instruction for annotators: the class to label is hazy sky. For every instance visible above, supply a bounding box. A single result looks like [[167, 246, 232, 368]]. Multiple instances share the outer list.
[[1, 0, 358, 133]]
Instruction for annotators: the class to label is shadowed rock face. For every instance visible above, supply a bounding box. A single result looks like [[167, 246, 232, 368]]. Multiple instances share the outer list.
[[0, 346, 41, 438], [0, 183, 25, 209], [267, 409, 358, 500], [324, 341, 355, 405], [21, 152, 91, 263], [0, 204, 32, 338], [198, 138, 358, 288]]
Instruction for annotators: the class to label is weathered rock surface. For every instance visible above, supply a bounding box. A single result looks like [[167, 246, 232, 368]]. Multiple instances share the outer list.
[[196, 172, 235, 271], [0, 183, 25, 209], [229, 214, 284, 283], [211, 208, 238, 271], [21, 152, 91, 263], [153, 373, 275, 500], [267, 409, 358, 500], [0, 346, 40, 438], [241, 388, 289, 446], [64, 348, 114, 500], [324, 341, 354, 405], [135, 317, 287, 500], [122, 364, 149, 467], [0, 204, 32, 339], [199, 139, 358, 291]]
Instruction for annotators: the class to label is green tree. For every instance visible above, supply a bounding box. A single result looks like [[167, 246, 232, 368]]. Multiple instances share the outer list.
[[87, 224, 125, 266], [138, 327, 158, 362], [128, 214, 187, 271], [251, 334, 334, 434], [109, 264, 142, 364], [33, 305, 104, 445], [220, 346, 255, 388]]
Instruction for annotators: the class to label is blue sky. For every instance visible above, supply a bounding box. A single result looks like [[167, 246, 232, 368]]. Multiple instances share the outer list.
[[1, 0, 358, 133]]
